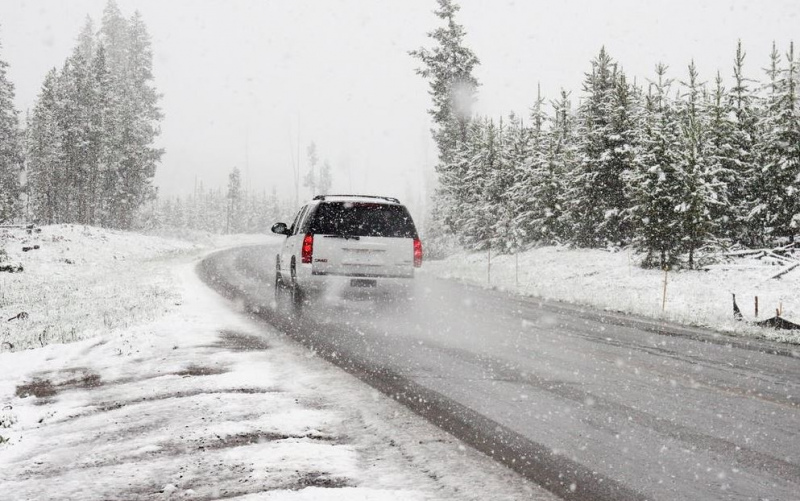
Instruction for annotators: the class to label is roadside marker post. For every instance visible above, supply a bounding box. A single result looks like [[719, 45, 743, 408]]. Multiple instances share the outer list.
[[487, 248, 491, 285]]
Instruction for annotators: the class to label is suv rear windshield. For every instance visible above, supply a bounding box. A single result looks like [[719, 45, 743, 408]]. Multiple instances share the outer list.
[[309, 202, 418, 238]]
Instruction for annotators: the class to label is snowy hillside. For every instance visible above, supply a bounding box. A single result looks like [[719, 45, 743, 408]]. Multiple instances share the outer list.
[[0, 225, 264, 352]]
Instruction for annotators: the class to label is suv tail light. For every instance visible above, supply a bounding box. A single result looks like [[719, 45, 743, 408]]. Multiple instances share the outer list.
[[413, 238, 423, 267], [301, 234, 314, 264]]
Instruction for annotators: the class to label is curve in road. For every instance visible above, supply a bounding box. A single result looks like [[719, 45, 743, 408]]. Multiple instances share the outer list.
[[199, 244, 800, 501]]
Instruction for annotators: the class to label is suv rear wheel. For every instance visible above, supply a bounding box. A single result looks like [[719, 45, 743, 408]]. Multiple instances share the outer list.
[[274, 255, 286, 294], [289, 260, 305, 311]]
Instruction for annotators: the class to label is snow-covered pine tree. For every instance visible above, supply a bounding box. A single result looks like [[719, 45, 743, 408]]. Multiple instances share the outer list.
[[318, 160, 333, 195], [506, 90, 542, 246], [99, 1, 129, 78], [755, 42, 800, 244], [537, 90, 575, 244], [26, 70, 63, 224], [625, 64, 684, 268], [460, 117, 499, 249], [410, 0, 480, 252], [172, 196, 186, 229], [704, 72, 738, 244], [410, 0, 480, 164], [91, 4, 163, 228], [89, 43, 115, 226], [727, 41, 761, 246], [115, 10, 163, 229], [568, 48, 632, 248], [434, 116, 480, 238], [51, 57, 79, 223], [675, 61, 725, 267], [303, 142, 318, 196], [69, 17, 99, 225], [226, 167, 242, 233], [0, 38, 23, 224], [605, 70, 641, 244], [487, 116, 521, 252]]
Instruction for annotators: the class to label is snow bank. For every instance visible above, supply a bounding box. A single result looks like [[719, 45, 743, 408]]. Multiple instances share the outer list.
[[0, 225, 270, 352], [424, 246, 800, 344]]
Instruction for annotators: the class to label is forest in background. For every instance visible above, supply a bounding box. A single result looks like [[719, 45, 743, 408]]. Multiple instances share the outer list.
[[2, 0, 799, 260], [0, 1, 299, 235], [2, 1, 162, 229], [413, 0, 800, 268]]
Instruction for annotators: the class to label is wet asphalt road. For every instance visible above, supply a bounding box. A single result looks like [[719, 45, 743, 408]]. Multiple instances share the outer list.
[[200, 244, 800, 501]]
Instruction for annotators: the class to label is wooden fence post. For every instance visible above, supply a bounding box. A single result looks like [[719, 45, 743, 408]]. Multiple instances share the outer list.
[[487, 248, 491, 285]]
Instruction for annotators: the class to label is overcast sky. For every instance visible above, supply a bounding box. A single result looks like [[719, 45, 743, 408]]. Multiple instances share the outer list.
[[1, 0, 799, 209]]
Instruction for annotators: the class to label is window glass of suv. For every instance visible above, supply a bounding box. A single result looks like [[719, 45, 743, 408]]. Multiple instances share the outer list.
[[289, 205, 308, 235], [297, 204, 316, 234], [309, 202, 418, 238]]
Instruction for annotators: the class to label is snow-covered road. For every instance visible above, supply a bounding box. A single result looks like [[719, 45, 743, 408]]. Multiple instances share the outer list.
[[0, 250, 551, 500], [204, 244, 800, 501]]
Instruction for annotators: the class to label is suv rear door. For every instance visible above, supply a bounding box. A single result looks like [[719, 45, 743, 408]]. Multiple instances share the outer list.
[[309, 202, 417, 278], [280, 204, 309, 278]]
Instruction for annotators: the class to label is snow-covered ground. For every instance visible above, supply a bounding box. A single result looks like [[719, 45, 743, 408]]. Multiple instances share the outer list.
[[0, 226, 550, 500], [424, 246, 800, 344], [0, 225, 265, 351]]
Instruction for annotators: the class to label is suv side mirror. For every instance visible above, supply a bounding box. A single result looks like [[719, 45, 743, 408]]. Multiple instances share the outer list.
[[271, 222, 290, 236]]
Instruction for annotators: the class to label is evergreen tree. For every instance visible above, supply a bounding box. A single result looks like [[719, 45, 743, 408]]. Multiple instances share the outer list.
[[501, 111, 534, 251], [226, 166, 242, 233], [410, 0, 480, 162], [0, 39, 23, 223], [728, 41, 760, 245], [704, 71, 738, 243], [461, 118, 499, 249], [303, 142, 318, 196], [437, 117, 483, 239], [111, 10, 163, 229], [66, 17, 98, 224], [318, 160, 333, 194], [506, 90, 542, 245], [568, 48, 632, 248], [484, 117, 516, 251], [99, 0, 129, 77], [626, 64, 684, 267], [410, 0, 480, 247], [91, 43, 117, 225], [756, 42, 800, 243], [536, 90, 575, 243], [26, 70, 63, 224], [675, 61, 724, 267]]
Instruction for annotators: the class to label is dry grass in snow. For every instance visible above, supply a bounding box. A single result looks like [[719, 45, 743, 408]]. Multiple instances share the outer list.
[[0, 225, 265, 352], [424, 246, 800, 345]]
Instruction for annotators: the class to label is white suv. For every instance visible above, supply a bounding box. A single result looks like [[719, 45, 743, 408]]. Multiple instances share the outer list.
[[271, 195, 423, 306]]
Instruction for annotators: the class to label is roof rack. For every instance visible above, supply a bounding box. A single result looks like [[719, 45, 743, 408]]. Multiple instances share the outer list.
[[313, 194, 401, 204]]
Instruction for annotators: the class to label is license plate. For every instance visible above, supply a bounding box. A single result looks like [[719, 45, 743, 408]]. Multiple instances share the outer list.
[[350, 279, 377, 288]]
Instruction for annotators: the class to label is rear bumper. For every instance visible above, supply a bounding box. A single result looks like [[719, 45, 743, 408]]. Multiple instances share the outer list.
[[311, 269, 413, 279], [297, 265, 414, 297]]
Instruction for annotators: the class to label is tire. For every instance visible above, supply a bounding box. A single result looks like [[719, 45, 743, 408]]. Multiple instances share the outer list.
[[274, 256, 285, 301], [289, 261, 304, 313], [275, 270, 285, 297], [274, 255, 294, 315]]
